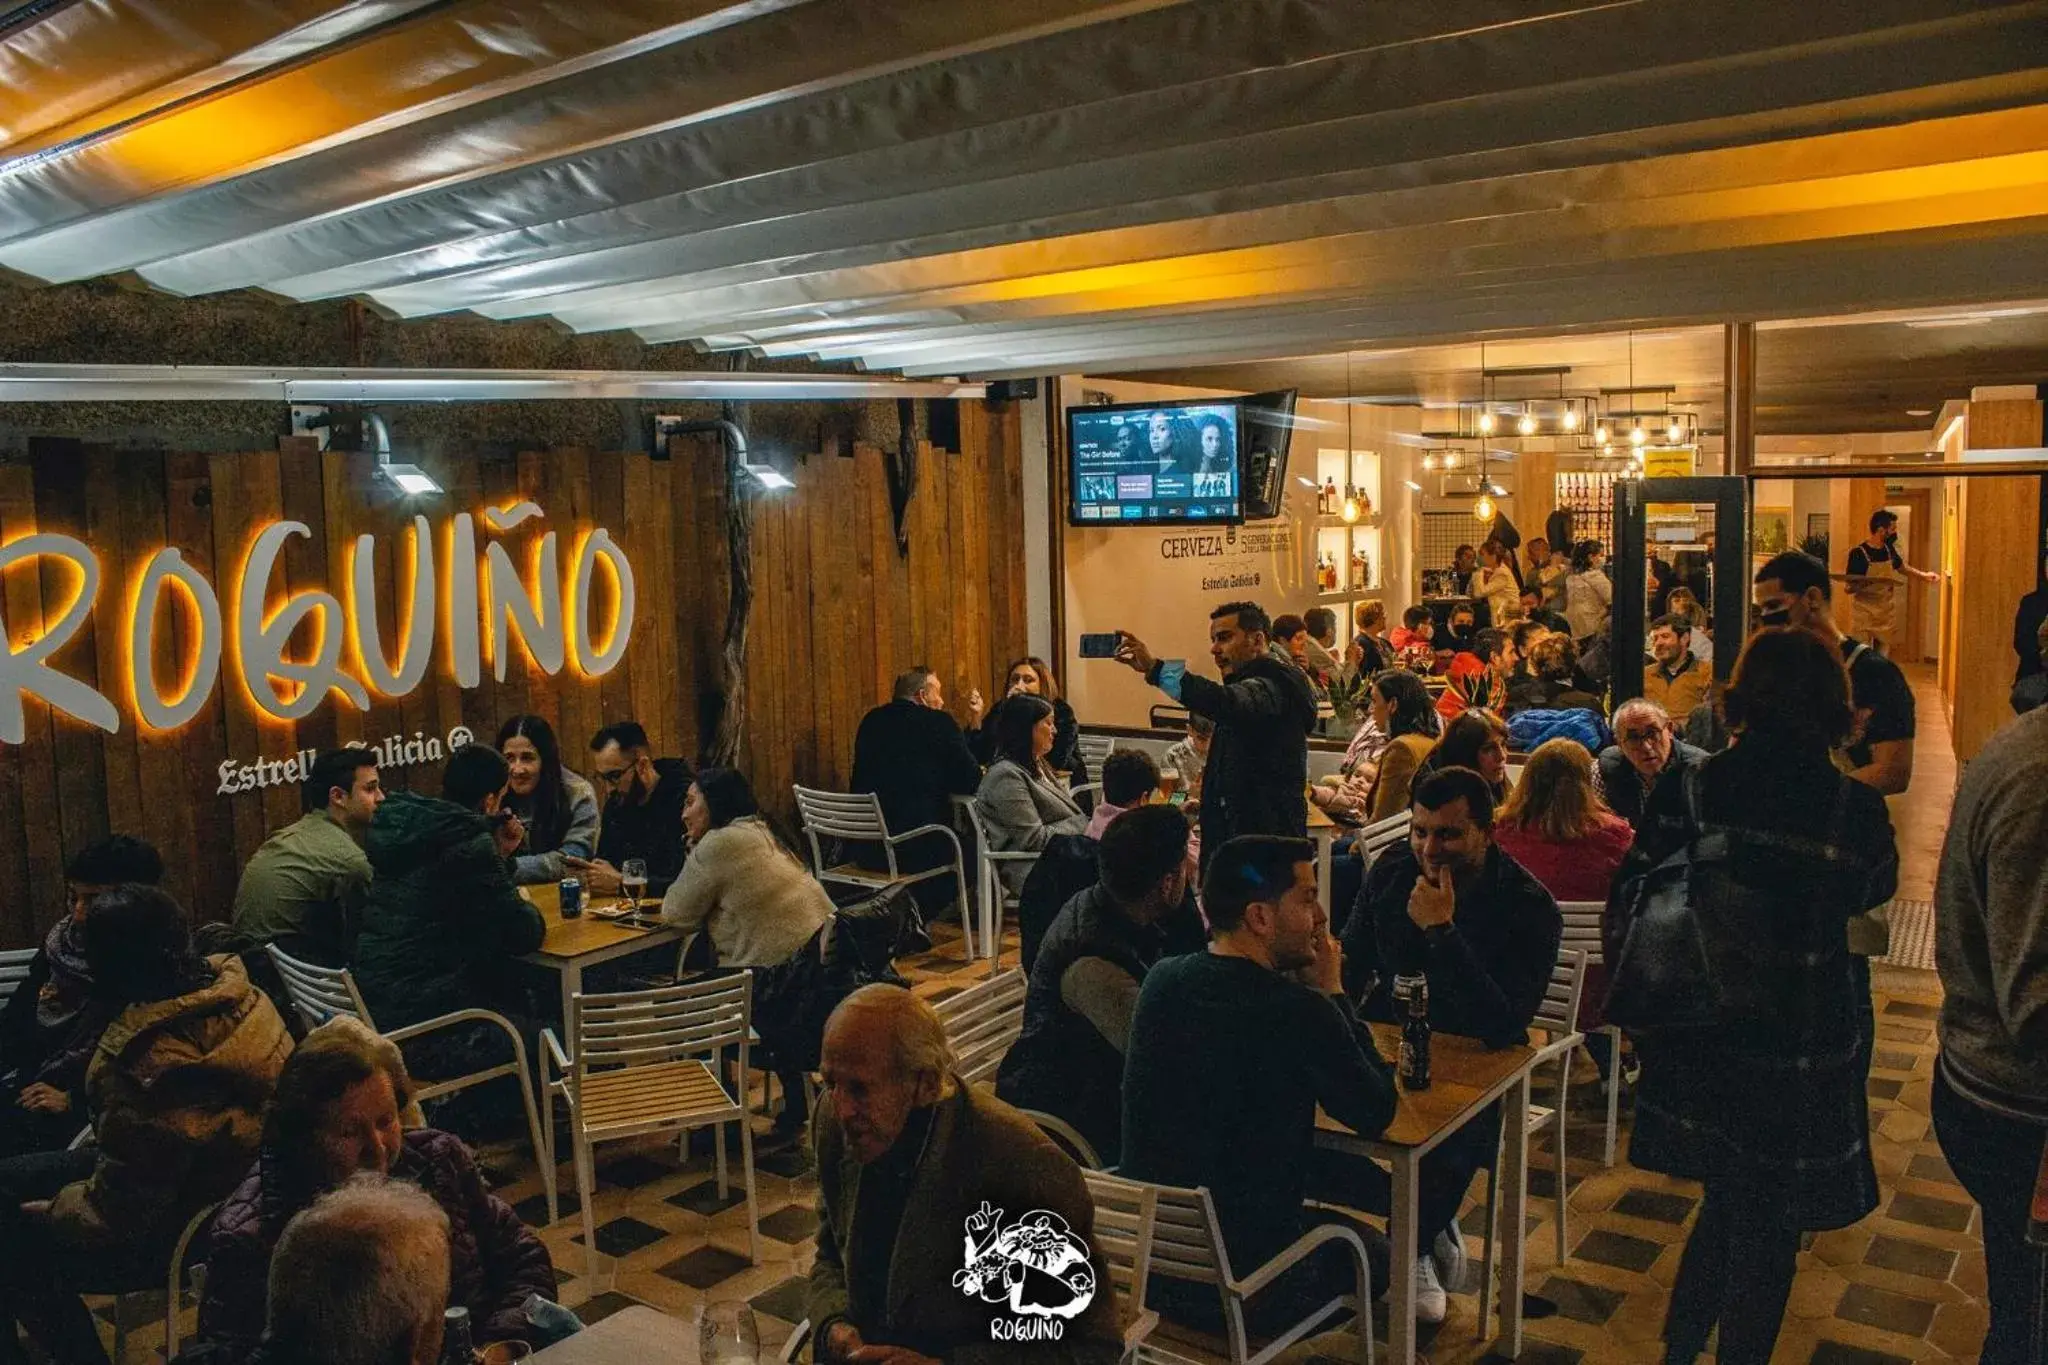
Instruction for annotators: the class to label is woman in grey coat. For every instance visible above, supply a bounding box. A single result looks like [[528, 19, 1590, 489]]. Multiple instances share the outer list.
[[496, 714, 601, 885], [972, 694, 1087, 894]]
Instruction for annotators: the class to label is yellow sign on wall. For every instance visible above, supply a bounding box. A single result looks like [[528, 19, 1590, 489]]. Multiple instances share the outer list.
[[0, 501, 634, 744]]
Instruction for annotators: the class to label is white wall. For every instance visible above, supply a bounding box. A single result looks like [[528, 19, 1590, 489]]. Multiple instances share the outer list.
[[1054, 375, 1425, 727]]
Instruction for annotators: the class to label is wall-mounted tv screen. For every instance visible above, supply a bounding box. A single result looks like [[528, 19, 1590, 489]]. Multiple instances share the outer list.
[[1238, 388, 1298, 522], [1068, 400, 1242, 525]]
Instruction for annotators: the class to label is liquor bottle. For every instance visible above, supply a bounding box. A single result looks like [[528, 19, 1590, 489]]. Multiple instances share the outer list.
[[1352, 548, 1367, 588], [1323, 477, 1338, 514], [1393, 974, 1432, 1091]]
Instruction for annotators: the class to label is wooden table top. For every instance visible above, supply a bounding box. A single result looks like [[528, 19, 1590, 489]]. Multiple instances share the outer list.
[[1317, 1021, 1536, 1150], [532, 1305, 695, 1365], [1306, 804, 1338, 832], [519, 882, 672, 960]]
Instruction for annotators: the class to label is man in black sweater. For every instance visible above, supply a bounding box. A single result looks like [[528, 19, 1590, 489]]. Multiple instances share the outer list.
[[1344, 766, 1562, 1322], [1114, 602, 1318, 872], [1122, 836, 1397, 1335], [580, 720, 693, 897], [997, 805, 1194, 1167], [848, 667, 982, 912]]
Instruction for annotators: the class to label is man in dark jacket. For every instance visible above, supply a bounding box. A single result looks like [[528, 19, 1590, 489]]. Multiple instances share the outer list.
[[1115, 601, 1318, 872], [1598, 697, 1707, 841], [808, 986, 1121, 1365], [1344, 767, 1562, 1321], [997, 806, 1194, 1166], [0, 835, 164, 1159], [848, 667, 982, 911], [579, 720, 692, 898], [351, 744, 543, 1059]]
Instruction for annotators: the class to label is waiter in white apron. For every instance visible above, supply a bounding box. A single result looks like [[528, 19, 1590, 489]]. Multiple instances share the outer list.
[[1837, 508, 1939, 653]]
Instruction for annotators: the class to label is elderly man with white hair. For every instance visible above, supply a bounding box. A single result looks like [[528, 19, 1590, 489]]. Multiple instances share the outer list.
[[1597, 697, 1709, 839], [807, 986, 1121, 1365], [263, 1174, 452, 1365]]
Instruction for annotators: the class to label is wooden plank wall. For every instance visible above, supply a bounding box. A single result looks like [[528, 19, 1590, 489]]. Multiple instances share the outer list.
[[0, 402, 1028, 949]]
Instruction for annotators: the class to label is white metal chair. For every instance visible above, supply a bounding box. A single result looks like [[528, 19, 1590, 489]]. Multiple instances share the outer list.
[[1147, 1178, 1375, 1365], [107, 1200, 217, 1362], [793, 785, 972, 955], [1478, 947, 1588, 1337], [1021, 1108, 1106, 1171], [1558, 900, 1622, 1167], [1082, 1170, 1161, 1351], [0, 947, 35, 1009], [1074, 733, 1118, 780], [264, 945, 554, 1221], [932, 967, 1028, 1085], [1356, 810, 1411, 864], [542, 974, 761, 1283], [955, 796, 1044, 965]]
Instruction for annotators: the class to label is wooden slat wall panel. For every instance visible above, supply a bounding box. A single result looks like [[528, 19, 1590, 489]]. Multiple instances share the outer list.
[[0, 403, 1026, 948]]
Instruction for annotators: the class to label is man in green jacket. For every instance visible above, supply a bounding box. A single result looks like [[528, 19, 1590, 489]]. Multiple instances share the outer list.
[[231, 746, 383, 964], [351, 744, 542, 1054], [809, 987, 1121, 1365]]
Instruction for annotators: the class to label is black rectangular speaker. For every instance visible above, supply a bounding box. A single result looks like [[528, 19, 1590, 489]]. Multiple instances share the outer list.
[[986, 378, 1039, 402]]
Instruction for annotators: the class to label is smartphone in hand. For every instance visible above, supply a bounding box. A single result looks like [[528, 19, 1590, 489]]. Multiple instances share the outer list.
[[1078, 632, 1121, 658]]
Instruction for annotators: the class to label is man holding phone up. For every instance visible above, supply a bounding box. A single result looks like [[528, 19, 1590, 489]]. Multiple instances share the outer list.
[[1112, 601, 1318, 873]]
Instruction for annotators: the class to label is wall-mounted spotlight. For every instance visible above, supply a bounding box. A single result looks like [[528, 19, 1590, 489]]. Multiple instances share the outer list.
[[366, 414, 444, 496]]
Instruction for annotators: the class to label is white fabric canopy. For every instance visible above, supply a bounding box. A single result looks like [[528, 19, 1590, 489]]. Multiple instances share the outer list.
[[3, 0, 2045, 376]]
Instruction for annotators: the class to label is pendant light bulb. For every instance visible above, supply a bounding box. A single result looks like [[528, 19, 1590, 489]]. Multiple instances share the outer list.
[[1477, 410, 1495, 435], [1444, 451, 1460, 469], [1422, 454, 1436, 471], [1630, 425, 1647, 446], [1562, 408, 1580, 432], [1595, 424, 1609, 444], [1473, 494, 1496, 523], [1517, 413, 1536, 436], [1341, 496, 1361, 524], [1667, 419, 1683, 442]]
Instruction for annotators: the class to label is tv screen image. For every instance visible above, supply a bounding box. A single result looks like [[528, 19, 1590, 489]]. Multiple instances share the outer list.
[[1068, 401, 1242, 526]]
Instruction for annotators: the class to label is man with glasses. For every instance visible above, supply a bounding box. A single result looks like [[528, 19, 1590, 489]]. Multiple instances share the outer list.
[[578, 721, 693, 899], [1598, 697, 1707, 841]]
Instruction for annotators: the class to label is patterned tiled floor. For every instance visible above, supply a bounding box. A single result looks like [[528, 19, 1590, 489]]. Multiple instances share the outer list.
[[102, 931, 1991, 1365]]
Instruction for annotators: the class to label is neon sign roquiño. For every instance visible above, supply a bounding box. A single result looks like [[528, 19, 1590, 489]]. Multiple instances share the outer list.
[[0, 501, 635, 744]]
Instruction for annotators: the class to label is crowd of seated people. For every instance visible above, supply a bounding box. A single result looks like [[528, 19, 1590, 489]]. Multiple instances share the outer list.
[[11, 551, 2021, 1365]]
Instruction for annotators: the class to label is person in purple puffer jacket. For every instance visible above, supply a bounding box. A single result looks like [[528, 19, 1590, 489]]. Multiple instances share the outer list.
[[197, 1018, 556, 1362]]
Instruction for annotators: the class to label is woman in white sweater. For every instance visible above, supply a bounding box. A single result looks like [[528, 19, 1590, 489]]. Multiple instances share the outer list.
[[662, 768, 833, 969]]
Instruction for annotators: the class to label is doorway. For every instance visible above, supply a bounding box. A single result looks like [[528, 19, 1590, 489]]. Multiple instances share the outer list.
[[1882, 487, 1934, 665]]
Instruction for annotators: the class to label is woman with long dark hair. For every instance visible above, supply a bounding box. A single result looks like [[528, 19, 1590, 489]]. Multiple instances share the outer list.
[[1363, 670, 1439, 822], [968, 656, 1084, 778], [494, 715, 600, 885], [1619, 628, 1897, 1364], [972, 694, 1087, 894], [1422, 710, 1511, 803]]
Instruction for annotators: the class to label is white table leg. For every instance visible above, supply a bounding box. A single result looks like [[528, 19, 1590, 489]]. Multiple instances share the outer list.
[[1316, 833, 1335, 916], [560, 961, 582, 1051], [1388, 1152, 1420, 1365], [1499, 1073, 1532, 1356]]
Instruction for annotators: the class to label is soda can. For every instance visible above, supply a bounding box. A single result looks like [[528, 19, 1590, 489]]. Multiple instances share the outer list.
[[559, 876, 584, 918]]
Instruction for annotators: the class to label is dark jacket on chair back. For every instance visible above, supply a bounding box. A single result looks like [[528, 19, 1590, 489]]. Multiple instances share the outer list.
[[996, 884, 1170, 1166]]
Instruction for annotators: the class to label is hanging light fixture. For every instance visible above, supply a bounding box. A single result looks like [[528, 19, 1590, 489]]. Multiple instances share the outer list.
[[1477, 409, 1496, 435], [1595, 423, 1609, 444], [1517, 412, 1536, 436], [1667, 417, 1683, 443], [1630, 424, 1647, 446], [1341, 493, 1361, 523], [1562, 407, 1580, 432]]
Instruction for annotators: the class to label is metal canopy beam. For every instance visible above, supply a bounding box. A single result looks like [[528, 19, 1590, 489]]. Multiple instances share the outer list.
[[0, 363, 985, 402]]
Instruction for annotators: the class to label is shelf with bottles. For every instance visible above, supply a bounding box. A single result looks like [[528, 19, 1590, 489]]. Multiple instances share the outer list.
[[1313, 526, 1379, 597], [1554, 469, 1622, 547], [1310, 448, 1382, 524]]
